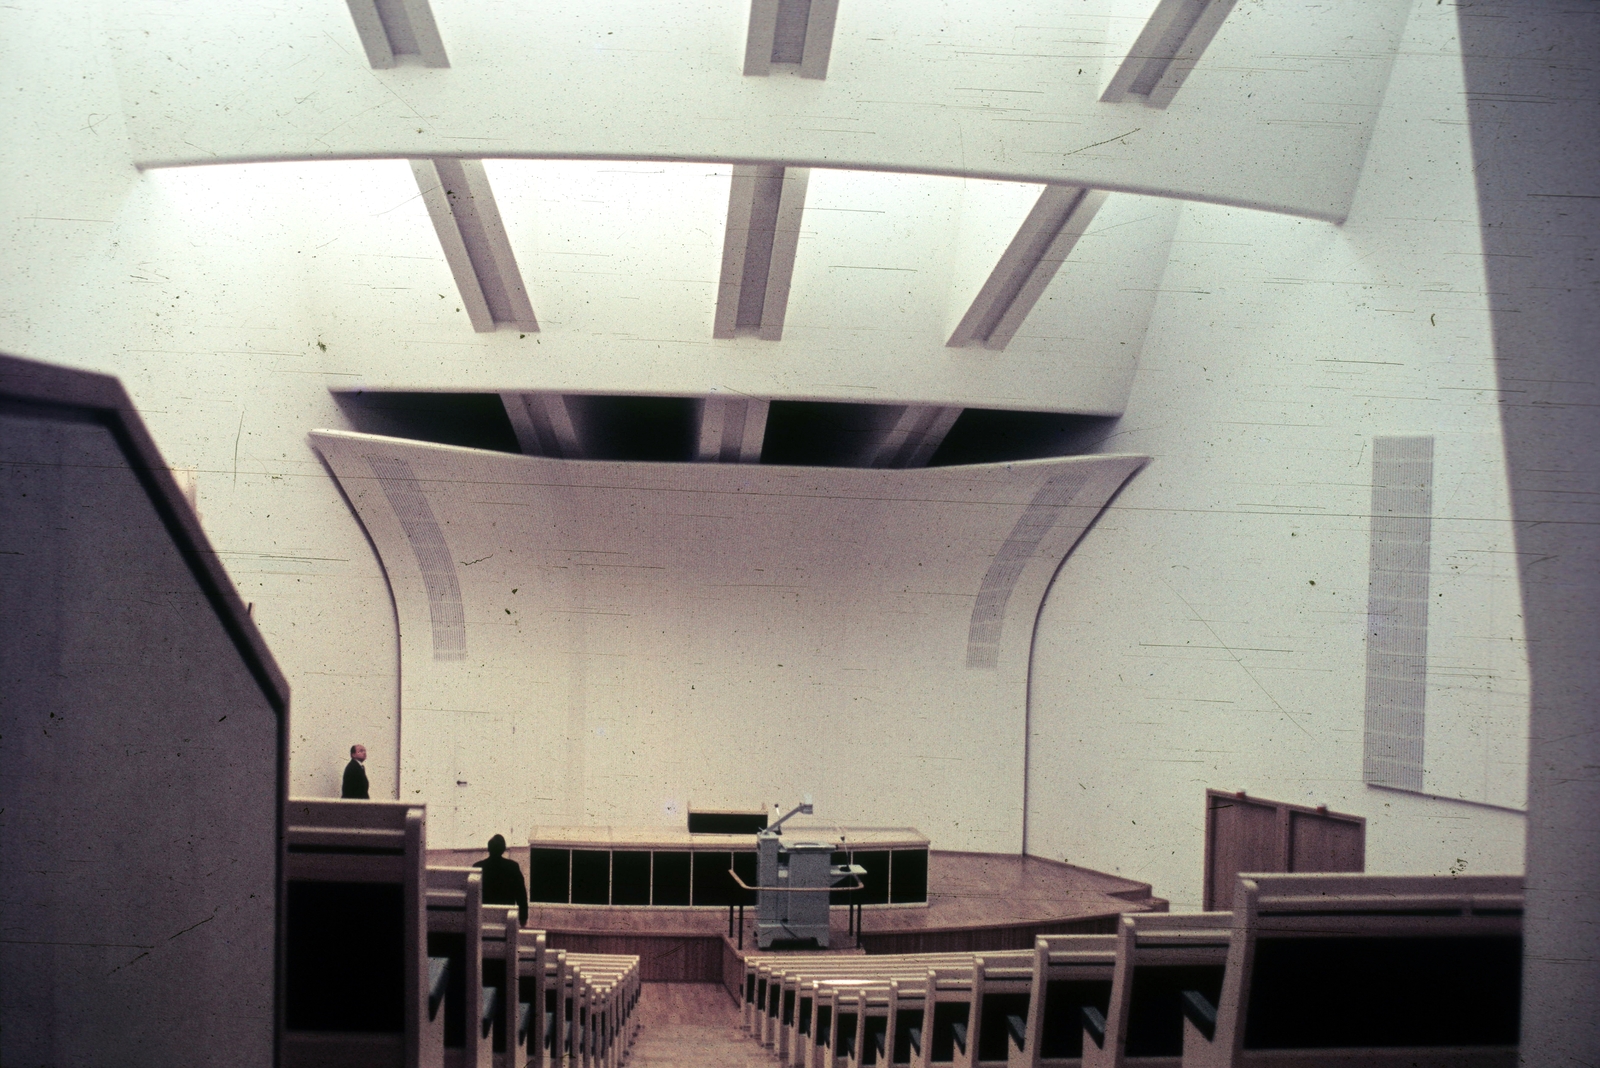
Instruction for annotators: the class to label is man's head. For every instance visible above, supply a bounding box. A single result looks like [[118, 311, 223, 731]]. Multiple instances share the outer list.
[[351, 744, 367, 762], [488, 834, 506, 858]]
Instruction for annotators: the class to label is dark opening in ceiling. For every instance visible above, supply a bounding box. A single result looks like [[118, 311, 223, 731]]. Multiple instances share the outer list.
[[759, 400, 901, 466], [332, 391, 521, 453], [928, 408, 1120, 466], [565, 395, 698, 462], [329, 391, 1120, 467]]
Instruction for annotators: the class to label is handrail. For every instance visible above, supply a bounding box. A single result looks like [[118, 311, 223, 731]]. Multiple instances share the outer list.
[[727, 870, 866, 893]]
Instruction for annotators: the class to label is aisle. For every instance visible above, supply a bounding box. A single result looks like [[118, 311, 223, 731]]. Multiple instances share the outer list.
[[627, 982, 770, 1068]]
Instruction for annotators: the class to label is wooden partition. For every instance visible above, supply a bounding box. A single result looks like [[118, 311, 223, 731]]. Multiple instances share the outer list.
[[0, 353, 288, 1067], [1202, 792, 1364, 910]]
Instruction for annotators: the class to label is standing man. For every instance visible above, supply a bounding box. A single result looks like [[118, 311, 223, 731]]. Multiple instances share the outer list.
[[341, 744, 369, 799], [474, 834, 529, 926]]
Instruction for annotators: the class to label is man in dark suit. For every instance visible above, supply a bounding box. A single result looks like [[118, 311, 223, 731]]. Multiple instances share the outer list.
[[474, 834, 529, 926], [341, 744, 369, 799]]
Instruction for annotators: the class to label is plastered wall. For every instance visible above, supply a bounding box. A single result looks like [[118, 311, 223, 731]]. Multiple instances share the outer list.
[[0, 1, 1530, 879], [1023, 0, 1529, 908], [313, 432, 1144, 851]]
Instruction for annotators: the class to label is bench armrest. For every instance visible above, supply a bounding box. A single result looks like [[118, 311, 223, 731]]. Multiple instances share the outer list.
[[427, 957, 451, 1022], [1180, 990, 1217, 1042], [1080, 1005, 1107, 1049]]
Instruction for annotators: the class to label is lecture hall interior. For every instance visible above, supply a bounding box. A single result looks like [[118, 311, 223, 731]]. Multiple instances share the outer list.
[[1, 0, 1595, 1065]]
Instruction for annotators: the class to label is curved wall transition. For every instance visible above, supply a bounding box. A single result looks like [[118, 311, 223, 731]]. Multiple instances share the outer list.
[[315, 429, 1144, 851]]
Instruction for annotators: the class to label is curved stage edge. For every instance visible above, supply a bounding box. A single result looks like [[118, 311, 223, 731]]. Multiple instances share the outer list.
[[425, 849, 1167, 995]]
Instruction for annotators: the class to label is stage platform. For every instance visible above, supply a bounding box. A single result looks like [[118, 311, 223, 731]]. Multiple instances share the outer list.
[[425, 848, 1166, 988]]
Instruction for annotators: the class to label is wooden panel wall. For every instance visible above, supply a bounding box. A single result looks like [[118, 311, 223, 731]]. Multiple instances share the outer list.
[[1203, 789, 1366, 909], [546, 932, 725, 983]]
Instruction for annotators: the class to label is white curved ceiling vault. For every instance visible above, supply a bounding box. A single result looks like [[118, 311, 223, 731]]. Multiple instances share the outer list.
[[111, 0, 1410, 221], [313, 430, 1146, 851]]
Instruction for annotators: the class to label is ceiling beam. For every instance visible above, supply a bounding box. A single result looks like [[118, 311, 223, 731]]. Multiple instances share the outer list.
[[1101, 0, 1236, 108], [696, 397, 770, 462], [501, 393, 582, 458], [861, 405, 963, 468], [744, 0, 841, 79], [947, 185, 1108, 351], [411, 159, 538, 334], [714, 166, 809, 341], [345, 0, 449, 69]]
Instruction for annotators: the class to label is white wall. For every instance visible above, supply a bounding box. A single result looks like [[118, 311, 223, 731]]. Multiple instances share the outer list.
[[1023, 0, 1528, 908], [314, 432, 1143, 852], [1, 0, 1533, 901], [0, 8, 400, 798]]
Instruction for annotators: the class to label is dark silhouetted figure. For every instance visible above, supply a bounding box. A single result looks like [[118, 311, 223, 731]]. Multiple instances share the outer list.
[[474, 834, 529, 926], [341, 744, 369, 799]]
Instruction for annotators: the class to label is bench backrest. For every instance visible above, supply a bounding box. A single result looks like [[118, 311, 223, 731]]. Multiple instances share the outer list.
[[1203, 873, 1523, 1061], [1019, 933, 1117, 1066], [284, 799, 428, 1068], [426, 866, 487, 1067], [1092, 912, 1231, 1065]]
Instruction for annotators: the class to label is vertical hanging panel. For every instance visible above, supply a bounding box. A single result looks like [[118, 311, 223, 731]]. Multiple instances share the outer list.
[[1363, 435, 1434, 791]]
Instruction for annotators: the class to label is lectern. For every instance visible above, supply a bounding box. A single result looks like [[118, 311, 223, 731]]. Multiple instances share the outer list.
[[754, 801, 865, 949]]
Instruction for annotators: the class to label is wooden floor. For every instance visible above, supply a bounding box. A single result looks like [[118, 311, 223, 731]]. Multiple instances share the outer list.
[[627, 983, 766, 1068]]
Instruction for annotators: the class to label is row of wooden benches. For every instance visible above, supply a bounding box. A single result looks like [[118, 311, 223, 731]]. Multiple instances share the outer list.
[[740, 872, 1522, 1068], [284, 798, 641, 1068]]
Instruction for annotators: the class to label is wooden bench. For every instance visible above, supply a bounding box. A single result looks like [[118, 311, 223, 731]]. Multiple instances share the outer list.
[[512, 929, 548, 1068], [540, 948, 570, 1068], [283, 799, 430, 1068], [1005, 934, 1117, 1068], [1078, 912, 1230, 1068], [749, 953, 980, 1061], [560, 951, 642, 1068], [477, 907, 522, 1068], [1178, 873, 1522, 1068], [427, 867, 491, 1068], [906, 954, 1034, 1068]]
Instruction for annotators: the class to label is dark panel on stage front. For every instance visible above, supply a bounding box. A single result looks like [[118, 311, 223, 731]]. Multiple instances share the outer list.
[[890, 849, 928, 903], [611, 850, 651, 906], [854, 850, 891, 905], [571, 849, 610, 904], [653, 851, 691, 906], [687, 811, 768, 834], [529, 847, 570, 903], [693, 851, 736, 907], [733, 851, 759, 906]]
